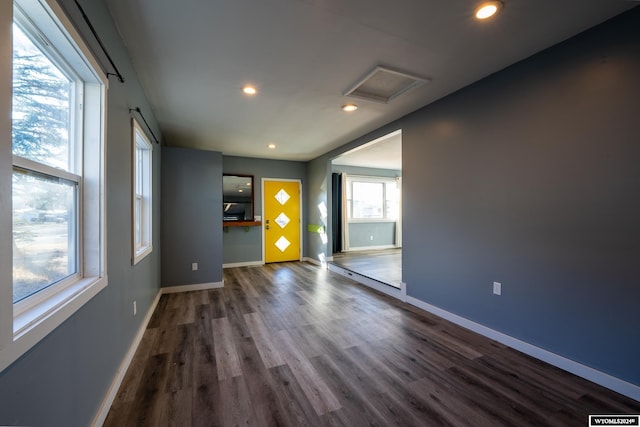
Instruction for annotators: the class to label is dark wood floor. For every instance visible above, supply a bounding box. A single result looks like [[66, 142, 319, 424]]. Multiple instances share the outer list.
[[104, 262, 640, 427], [331, 248, 402, 288]]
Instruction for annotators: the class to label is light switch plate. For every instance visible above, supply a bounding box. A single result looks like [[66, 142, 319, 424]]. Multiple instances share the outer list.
[[493, 281, 502, 295]]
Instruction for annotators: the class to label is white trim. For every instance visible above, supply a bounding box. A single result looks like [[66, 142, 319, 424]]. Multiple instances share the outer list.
[[406, 295, 640, 402], [132, 119, 153, 265], [92, 280, 230, 426], [223, 261, 263, 268], [12, 155, 81, 183], [328, 263, 402, 298], [0, 276, 108, 372], [161, 281, 224, 294], [1, 0, 108, 372], [91, 291, 161, 427], [395, 176, 402, 248], [303, 256, 322, 266]]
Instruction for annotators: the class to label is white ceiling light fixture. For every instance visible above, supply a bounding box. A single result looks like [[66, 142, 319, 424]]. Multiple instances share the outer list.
[[242, 85, 257, 95], [475, 1, 503, 20], [344, 65, 430, 104], [268, 143, 276, 149], [342, 103, 358, 112]]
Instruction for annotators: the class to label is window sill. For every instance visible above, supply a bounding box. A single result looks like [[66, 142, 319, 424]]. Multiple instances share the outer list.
[[133, 245, 153, 265], [1, 275, 107, 372]]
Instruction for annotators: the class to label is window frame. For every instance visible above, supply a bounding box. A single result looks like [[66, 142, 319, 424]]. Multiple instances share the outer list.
[[346, 175, 400, 222], [12, 156, 82, 310], [132, 118, 153, 264], [0, 0, 108, 372]]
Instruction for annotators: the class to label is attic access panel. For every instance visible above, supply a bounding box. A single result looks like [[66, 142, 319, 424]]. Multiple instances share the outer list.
[[343, 66, 430, 104]]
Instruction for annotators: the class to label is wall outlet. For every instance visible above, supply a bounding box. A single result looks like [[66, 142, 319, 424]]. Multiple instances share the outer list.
[[133, 300, 137, 316], [192, 262, 198, 271], [370, 235, 374, 241], [493, 281, 502, 296]]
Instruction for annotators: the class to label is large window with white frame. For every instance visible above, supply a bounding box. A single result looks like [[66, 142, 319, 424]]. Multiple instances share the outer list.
[[0, 0, 107, 372], [346, 176, 400, 221], [132, 119, 153, 264]]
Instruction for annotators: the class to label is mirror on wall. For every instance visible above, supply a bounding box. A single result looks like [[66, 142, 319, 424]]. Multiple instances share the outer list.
[[223, 174, 254, 222]]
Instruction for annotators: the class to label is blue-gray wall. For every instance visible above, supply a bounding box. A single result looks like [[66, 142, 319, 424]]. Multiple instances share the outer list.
[[310, 8, 640, 387], [0, 0, 163, 425], [348, 222, 396, 248], [162, 147, 223, 286], [223, 156, 307, 265]]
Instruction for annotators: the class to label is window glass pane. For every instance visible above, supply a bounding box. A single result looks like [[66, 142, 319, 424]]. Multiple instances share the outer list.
[[13, 169, 77, 303], [134, 196, 142, 248], [12, 23, 72, 171], [385, 181, 399, 220], [136, 146, 144, 194], [352, 181, 384, 219]]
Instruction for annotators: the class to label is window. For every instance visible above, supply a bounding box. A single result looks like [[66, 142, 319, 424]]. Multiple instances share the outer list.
[[347, 176, 400, 221], [12, 22, 78, 303], [1, 0, 107, 372], [132, 120, 153, 264]]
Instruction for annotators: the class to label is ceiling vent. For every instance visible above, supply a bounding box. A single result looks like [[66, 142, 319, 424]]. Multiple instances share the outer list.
[[343, 66, 430, 104]]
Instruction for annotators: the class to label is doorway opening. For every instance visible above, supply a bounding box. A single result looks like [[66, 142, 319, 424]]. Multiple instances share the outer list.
[[328, 130, 402, 289]]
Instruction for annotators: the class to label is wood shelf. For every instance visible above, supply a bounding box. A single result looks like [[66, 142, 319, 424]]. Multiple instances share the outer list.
[[223, 221, 262, 227]]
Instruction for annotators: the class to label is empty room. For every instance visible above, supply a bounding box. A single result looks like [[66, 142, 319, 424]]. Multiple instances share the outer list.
[[0, 0, 639, 426]]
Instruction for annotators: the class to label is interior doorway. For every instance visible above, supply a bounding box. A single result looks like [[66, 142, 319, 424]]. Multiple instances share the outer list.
[[329, 130, 402, 288]]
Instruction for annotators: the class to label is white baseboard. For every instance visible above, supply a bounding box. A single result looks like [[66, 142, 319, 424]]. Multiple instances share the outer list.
[[161, 281, 224, 294], [92, 279, 227, 426], [91, 291, 161, 427], [223, 261, 264, 268], [406, 296, 640, 402], [303, 256, 323, 266]]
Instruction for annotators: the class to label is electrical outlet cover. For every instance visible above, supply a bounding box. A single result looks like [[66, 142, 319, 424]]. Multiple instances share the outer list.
[[493, 281, 502, 295]]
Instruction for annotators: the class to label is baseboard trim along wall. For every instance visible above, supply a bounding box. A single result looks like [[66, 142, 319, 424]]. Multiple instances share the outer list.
[[92, 279, 225, 426], [91, 291, 162, 427], [406, 296, 640, 402], [161, 281, 224, 294], [303, 256, 324, 266], [223, 261, 264, 268]]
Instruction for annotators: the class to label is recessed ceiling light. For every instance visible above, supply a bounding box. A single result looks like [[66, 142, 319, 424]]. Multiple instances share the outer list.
[[342, 103, 358, 112], [243, 85, 257, 95], [238, 189, 243, 193], [475, 1, 502, 20], [268, 143, 276, 149]]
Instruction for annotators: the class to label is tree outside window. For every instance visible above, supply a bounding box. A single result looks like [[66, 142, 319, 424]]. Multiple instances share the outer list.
[[12, 23, 78, 303]]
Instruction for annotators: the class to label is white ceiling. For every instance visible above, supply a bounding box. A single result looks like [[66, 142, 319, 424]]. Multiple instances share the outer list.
[[105, 0, 637, 162], [332, 130, 402, 170]]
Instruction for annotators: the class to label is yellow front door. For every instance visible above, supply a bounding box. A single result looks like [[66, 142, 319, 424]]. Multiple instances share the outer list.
[[264, 180, 301, 263]]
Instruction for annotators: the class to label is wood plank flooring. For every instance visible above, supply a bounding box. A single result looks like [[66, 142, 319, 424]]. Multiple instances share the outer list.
[[104, 262, 640, 426]]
